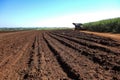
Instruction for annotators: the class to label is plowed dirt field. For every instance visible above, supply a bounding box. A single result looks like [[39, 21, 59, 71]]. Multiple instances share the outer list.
[[0, 30, 120, 80]]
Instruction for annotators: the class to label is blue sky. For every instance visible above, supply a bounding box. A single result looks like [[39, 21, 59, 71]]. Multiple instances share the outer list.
[[0, 0, 120, 27]]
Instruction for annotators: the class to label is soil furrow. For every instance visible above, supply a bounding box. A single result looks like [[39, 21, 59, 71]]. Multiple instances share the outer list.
[[43, 34, 81, 80], [50, 33, 120, 63], [51, 32, 120, 55], [51, 30, 120, 47], [49, 33, 120, 74], [0, 41, 31, 79], [41, 33, 71, 79], [0, 30, 120, 79], [45, 34, 114, 79], [22, 36, 41, 80]]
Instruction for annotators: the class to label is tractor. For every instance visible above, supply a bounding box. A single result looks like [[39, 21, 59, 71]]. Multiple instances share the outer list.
[[73, 23, 86, 30]]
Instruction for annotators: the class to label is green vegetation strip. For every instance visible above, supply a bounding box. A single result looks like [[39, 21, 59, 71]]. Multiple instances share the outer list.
[[0, 27, 71, 31], [83, 17, 120, 33]]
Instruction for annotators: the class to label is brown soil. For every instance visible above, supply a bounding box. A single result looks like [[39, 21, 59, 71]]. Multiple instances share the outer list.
[[81, 31, 120, 42], [0, 30, 120, 80], [0, 31, 20, 33]]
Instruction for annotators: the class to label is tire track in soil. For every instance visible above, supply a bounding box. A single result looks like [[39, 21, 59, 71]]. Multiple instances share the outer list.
[[0, 41, 30, 80], [15, 35, 36, 80], [0, 31, 35, 63], [0, 32, 36, 80], [21, 36, 41, 80]]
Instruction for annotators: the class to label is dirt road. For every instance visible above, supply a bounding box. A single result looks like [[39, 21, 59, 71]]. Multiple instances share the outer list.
[[81, 31, 120, 41], [0, 30, 120, 80]]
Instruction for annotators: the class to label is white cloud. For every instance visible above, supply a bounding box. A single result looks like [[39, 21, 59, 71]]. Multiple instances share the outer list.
[[32, 10, 120, 28]]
